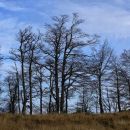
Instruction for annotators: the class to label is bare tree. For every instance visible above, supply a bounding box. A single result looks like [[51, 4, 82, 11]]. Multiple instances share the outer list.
[[88, 42, 113, 113], [4, 70, 19, 114], [10, 27, 37, 114], [43, 13, 97, 113]]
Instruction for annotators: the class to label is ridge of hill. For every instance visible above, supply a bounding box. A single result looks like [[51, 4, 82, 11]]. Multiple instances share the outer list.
[[0, 112, 130, 130]]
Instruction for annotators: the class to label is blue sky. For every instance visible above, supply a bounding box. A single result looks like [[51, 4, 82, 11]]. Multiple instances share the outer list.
[[0, 0, 130, 59]]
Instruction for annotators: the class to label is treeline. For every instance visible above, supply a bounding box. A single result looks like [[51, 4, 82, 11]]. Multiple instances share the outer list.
[[0, 14, 130, 115]]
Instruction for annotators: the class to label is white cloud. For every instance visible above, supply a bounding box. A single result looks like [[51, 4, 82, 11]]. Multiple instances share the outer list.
[[82, 5, 130, 38], [0, 0, 130, 59], [0, 18, 27, 55], [52, 0, 130, 39], [0, 17, 27, 72], [115, 0, 125, 4], [16, 0, 130, 39], [0, 1, 25, 11], [0, 17, 42, 56]]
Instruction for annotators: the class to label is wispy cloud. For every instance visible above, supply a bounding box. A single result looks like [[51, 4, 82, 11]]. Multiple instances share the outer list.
[[0, 1, 25, 11], [0, 18, 26, 55], [46, 0, 130, 39], [0, 17, 42, 56], [0, 0, 130, 57]]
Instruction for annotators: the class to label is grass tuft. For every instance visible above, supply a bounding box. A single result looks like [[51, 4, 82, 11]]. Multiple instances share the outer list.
[[0, 112, 129, 130]]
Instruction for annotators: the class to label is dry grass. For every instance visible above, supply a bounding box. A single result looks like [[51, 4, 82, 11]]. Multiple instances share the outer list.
[[0, 112, 130, 130]]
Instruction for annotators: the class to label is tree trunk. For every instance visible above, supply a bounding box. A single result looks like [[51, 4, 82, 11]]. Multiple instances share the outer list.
[[29, 60, 33, 115], [65, 88, 68, 113], [48, 72, 53, 113], [60, 57, 66, 113], [127, 79, 130, 99], [116, 70, 121, 112], [40, 80, 43, 114], [98, 75, 104, 113], [106, 87, 111, 112], [21, 59, 26, 115], [55, 51, 59, 113], [16, 71, 20, 114]]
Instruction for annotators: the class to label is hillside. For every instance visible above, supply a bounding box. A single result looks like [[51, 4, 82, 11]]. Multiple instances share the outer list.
[[0, 112, 130, 130]]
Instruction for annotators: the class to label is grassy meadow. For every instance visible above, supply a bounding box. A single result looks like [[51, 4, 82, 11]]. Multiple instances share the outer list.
[[0, 112, 130, 130]]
